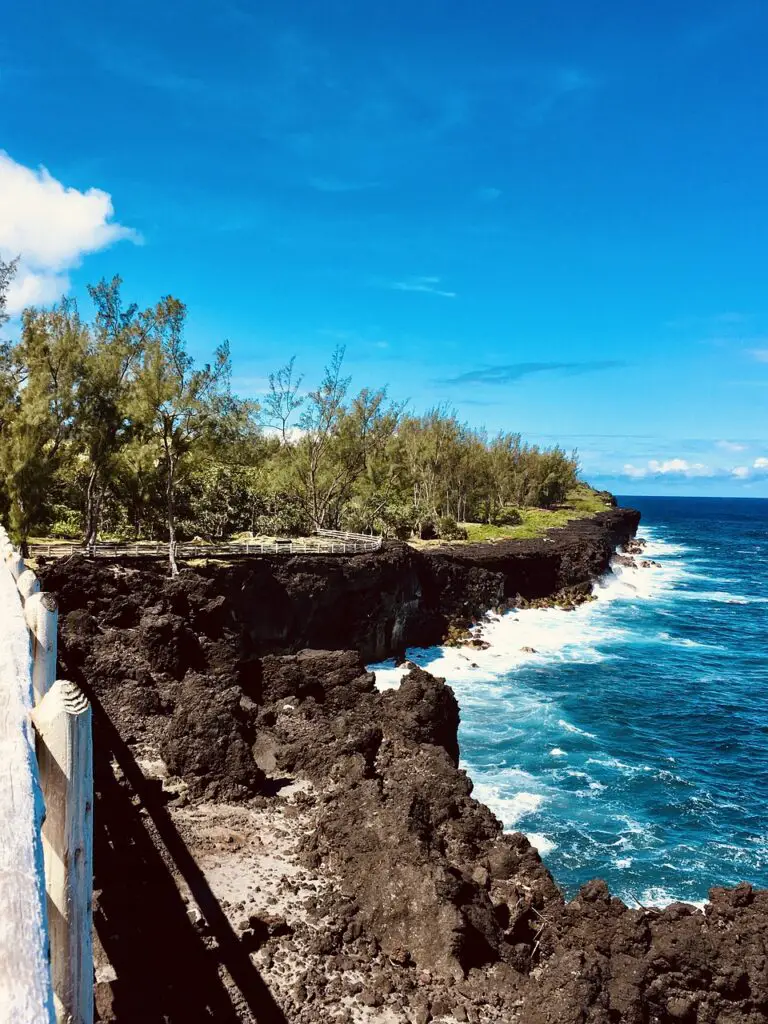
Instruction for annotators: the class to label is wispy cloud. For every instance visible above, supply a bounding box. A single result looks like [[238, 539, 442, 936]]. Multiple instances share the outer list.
[[749, 348, 768, 363], [309, 177, 383, 193], [441, 360, 624, 386], [475, 186, 502, 202], [717, 440, 747, 452], [524, 67, 597, 123], [386, 276, 456, 299], [664, 311, 751, 331]]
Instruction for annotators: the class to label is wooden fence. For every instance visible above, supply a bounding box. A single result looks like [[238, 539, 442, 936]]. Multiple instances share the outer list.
[[0, 525, 93, 1024], [29, 528, 383, 561]]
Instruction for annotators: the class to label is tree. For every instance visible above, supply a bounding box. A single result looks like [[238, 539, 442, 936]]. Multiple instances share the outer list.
[[132, 296, 243, 574], [262, 355, 304, 442], [0, 257, 20, 435], [77, 277, 146, 550], [0, 300, 87, 553], [0, 257, 17, 330], [292, 347, 403, 527]]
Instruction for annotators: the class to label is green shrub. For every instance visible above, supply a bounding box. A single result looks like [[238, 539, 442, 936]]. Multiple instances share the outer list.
[[437, 516, 468, 541], [492, 506, 522, 526], [48, 505, 83, 539]]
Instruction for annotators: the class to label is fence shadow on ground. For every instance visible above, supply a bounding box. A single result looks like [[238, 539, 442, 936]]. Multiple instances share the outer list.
[[90, 692, 287, 1024]]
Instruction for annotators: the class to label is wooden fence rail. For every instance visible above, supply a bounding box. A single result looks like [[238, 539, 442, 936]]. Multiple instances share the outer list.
[[28, 528, 383, 561], [0, 524, 93, 1024]]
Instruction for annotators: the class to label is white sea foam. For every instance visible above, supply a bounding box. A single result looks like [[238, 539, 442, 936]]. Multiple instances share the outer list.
[[550, 747, 567, 757], [636, 888, 707, 911], [525, 833, 558, 855], [471, 781, 547, 827], [558, 719, 596, 738]]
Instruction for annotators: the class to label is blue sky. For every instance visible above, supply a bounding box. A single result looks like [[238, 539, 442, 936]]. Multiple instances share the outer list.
[[1, 0, 767, 496]]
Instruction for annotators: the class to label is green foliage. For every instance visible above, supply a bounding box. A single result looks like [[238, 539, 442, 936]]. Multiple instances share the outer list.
[[48, 505, 84, 539], [250, 493, 311, 537], [492, 506, 522, 526], [437, 516, 468, 541]]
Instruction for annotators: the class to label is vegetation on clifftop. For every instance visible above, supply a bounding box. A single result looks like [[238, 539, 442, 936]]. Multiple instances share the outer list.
[[0, 265, 603, 565], [416, 484, 615, 546]]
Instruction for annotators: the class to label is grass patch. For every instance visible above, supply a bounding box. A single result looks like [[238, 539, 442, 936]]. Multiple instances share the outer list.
[[410, 484, 613, 547]]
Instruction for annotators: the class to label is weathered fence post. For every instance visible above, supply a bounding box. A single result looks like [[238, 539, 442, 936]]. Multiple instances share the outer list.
[[24, 593, 59, 706], [31, 681, 93, 1024], [18, 568, 42, 601]]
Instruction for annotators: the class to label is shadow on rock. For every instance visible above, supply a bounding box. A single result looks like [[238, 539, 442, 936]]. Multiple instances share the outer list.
[[90, 693, 286, 1024]]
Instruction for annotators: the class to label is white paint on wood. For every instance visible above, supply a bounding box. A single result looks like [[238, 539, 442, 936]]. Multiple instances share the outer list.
[[18, 569, 41, 602], [0, 553, 55, 1023], [24, 593, 58, 705], [31, 681, 94, 1024], [5, 550, 25, 581]]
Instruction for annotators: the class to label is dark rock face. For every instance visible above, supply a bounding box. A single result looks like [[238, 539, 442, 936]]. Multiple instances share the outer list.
[[252, 658, 558, 981], [161, 673, 261, 801]]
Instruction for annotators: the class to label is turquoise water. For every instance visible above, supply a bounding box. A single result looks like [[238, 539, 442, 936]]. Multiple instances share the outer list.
[[371, 497, 768, 906]]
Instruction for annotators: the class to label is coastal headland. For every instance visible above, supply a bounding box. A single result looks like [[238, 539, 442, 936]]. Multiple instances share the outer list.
[[38, 505, 768, 1024]]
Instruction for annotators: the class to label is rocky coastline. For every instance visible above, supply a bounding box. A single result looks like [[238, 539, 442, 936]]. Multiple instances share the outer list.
[[39, 506, 768, 1024]]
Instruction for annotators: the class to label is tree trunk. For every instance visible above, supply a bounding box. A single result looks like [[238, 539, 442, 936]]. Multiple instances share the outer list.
[[83, 465, 98, 552], [167, 458, 178, 577], [83, 466, 105, 555]]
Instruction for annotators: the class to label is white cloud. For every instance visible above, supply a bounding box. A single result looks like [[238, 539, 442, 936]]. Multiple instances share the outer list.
[[622, 463, 649, 479], [0, 151, 139, 314], [732, 466, 750, 479], [649, 458, 713, 477], [389, 276, 456, 299], [749, 349, 768, 363], [754, 457, 768, 470], [717, 440, 747, 452], [622, 458, 714, 479]]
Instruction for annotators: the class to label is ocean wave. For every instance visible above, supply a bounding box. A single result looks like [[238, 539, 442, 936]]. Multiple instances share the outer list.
[[681, 590, 768, 605], [657, 632, 725, 650], [558, 719, 596, 738], [472, 783, 547, 827], [635, 888, 707, 911], [525, 832, 558, 855]]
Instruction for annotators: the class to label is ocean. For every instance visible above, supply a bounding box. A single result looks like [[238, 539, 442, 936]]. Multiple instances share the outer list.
[[371, 496, 768, 908]]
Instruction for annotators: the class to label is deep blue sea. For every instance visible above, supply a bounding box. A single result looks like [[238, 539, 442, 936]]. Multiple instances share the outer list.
[[372, 496, 768, 907]]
